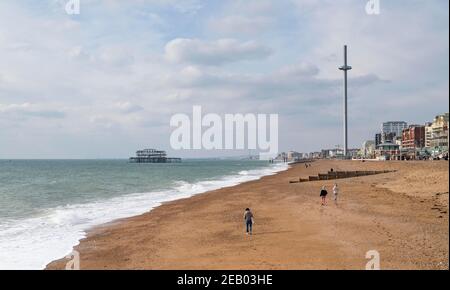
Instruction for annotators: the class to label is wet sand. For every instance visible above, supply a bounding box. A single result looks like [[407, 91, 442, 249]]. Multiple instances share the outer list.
[[46, 160, 449, 270]]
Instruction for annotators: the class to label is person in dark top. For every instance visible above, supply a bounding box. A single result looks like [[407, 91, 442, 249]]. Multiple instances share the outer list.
[[320, 186, 328, 206], [244, 208, 254, 235]]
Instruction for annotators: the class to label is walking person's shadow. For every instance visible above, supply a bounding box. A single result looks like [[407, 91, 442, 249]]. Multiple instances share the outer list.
[[252, 230, 293, 236]]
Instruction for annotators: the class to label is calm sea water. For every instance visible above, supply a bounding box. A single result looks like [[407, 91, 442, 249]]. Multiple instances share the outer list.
[[0, 159, 286, 269]]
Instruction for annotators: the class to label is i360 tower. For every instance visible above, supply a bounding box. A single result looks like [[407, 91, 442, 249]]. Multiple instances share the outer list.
[[339, 45, 352, 158]]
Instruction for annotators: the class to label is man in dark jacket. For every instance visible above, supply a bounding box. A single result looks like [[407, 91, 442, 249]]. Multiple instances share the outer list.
[[320, 186, 328, 206], [244, 208, 254, 235]]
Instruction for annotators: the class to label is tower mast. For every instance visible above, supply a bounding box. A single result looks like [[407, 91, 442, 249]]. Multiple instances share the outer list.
[[339, 45, 352, 158]]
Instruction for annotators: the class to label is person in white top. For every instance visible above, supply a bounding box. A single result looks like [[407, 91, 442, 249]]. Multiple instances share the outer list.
[[333, 183, 339, 203]]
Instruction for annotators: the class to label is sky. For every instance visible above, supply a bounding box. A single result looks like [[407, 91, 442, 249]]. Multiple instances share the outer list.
[[0, 0, 448, 159]]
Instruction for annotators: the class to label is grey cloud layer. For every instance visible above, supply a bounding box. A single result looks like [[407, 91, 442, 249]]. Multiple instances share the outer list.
[[0, 103, 66, 119]]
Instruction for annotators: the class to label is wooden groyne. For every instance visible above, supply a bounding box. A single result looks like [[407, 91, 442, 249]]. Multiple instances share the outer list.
[[290, 170, 396, 184]]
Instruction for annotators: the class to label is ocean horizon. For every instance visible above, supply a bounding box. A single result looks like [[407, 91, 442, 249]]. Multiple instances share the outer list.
[[0, 159, 287, 270]]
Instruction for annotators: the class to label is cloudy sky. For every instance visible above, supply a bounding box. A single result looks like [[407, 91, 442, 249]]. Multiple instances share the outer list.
[[0, 0, 448, 159]]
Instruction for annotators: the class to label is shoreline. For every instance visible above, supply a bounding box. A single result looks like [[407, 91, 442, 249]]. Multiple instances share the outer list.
[[46, 160, 449, 270], [25, 162, 285, 270]]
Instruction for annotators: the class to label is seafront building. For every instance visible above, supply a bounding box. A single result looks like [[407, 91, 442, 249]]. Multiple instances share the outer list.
[[348, 149, 360, 159], [360, 140, 376, 159], [287, 151, 303, 161], [273, 152, 288, 162], [382, 132, 398, 144], [401, 125, 426, 159], [272, 151, 303, 163], [382, 121, 408, 137], [375, 133, 382, 147], [395, 137, 403, 149], [311, 152, 322, 159], [375, 141, 401, 160], [425, 122, 433, 148], [321, 148, 343, 159], [427, 113, 449, 155], [402, 125, 426, 150]]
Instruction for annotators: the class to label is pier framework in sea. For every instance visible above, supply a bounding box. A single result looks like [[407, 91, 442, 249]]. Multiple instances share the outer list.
[[129, 149, 181, 163]]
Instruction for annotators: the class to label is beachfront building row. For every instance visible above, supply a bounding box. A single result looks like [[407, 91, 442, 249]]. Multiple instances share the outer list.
[[273, 148, 361, 162], [371, 125, 426, 160], [273, 151, 311, 162], [320, 148, 359, 159], [362, 113, 449, 160], [284, 113, 447, 161], [273, 151, 297, 163]]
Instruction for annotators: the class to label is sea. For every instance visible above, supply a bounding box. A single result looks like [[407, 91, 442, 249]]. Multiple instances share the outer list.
[[0, 159, 287, 269]]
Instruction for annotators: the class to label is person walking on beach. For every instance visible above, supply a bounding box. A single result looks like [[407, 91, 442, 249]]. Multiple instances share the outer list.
[[244, 208, 254, 235], [333, 183, 339, 203], [320, 186, 328, 206]]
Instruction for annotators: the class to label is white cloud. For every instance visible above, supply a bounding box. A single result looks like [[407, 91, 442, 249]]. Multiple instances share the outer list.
[[114, 102, 144, 114], [209, 15, 273, 35], [164, 38, 272, 66]]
